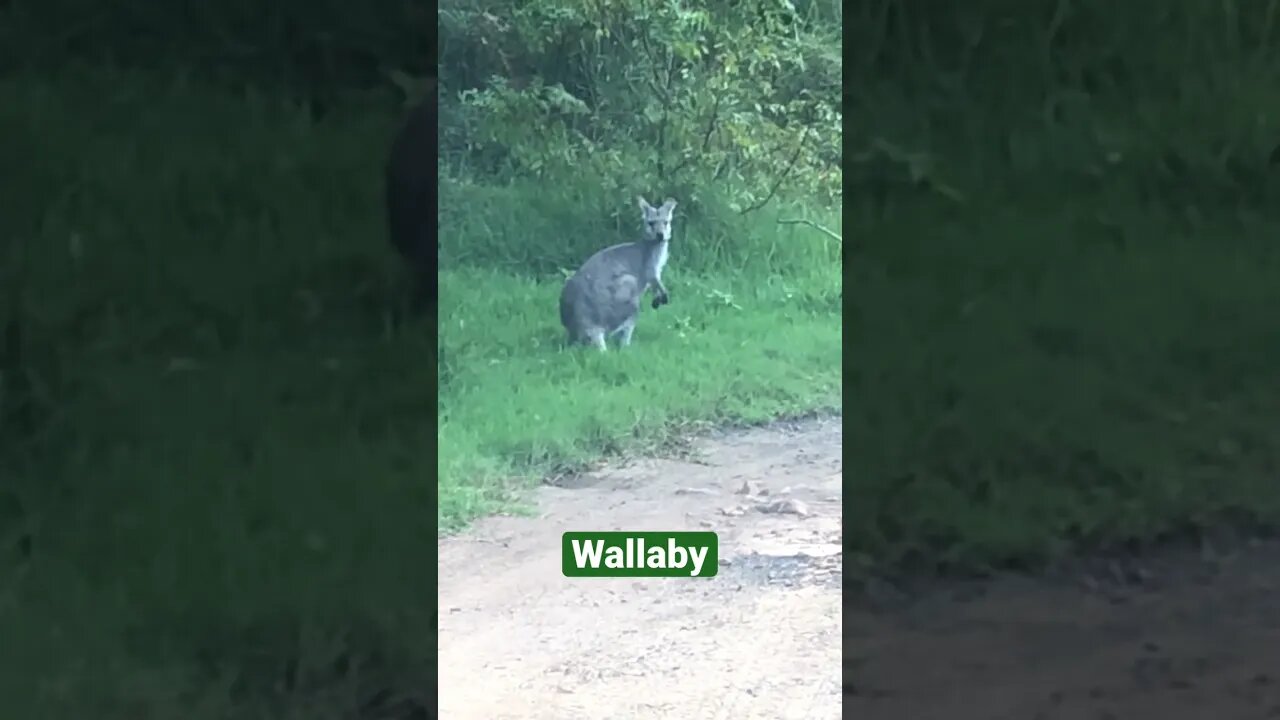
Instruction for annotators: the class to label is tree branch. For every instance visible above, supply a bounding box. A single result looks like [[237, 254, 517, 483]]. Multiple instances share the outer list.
[[739, 127, 810, 215], [777, 219, 842, 242], [669, 91, 722, 178]]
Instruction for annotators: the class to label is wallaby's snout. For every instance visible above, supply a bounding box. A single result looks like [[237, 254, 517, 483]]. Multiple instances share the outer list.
[[640, 196, 677, 244]]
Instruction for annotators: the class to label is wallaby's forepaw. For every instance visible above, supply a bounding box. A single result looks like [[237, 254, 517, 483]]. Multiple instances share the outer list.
[[652, 292, 669, 309]]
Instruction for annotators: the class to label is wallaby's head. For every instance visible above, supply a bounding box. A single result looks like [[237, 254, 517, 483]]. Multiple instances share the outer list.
[[638, 196, 678, 244]]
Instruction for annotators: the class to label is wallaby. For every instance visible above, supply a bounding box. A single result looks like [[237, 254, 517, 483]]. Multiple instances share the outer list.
[[559, 196, 677, 350], [385, 92, 437, 312]]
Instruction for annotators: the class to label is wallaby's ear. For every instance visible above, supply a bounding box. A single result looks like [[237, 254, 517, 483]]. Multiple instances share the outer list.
[[637, 196, 652, 211], [661, 198, 678, 212]]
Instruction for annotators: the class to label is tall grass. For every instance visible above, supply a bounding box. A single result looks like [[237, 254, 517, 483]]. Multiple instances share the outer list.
[[846, 0, 1280, 571], [437, 179, 843, 527], [0, 69, 432, 719], [0, 63, 840, 716]]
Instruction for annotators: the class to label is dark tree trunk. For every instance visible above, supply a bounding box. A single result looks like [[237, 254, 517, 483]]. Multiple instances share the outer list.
[[385, 93, 437, 313]]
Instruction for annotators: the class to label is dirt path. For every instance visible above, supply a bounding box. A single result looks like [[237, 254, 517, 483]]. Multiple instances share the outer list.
[[438, 416, 1280, 719], [438, 416, 843, 719], [845, 536, 1280, 720]]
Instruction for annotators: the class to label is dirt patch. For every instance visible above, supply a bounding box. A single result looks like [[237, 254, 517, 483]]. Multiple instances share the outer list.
[[438, 416, 843, 720], [846, 537, 1280, 720], [439, 416, 1280, 719]]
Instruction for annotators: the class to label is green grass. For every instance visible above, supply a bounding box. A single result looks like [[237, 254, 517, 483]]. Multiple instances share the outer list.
[[437, 264, 842, 527], [435, 148, 844, 528], [841, 0, 1280, 574], [846, 182, 1280, 573], [16, 5, 1280, 713], [0, 70, 434, 719], [0, 67, 841, 717]]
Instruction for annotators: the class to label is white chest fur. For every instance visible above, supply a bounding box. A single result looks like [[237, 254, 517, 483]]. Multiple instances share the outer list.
[[649, 241, 670, 282]]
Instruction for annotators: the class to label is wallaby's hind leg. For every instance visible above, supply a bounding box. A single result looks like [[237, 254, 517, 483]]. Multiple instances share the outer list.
[[587, 328, 608, 351], [615, 318, 636, 347]]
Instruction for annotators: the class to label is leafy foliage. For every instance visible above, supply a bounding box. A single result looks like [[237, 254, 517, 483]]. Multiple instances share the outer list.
[[846, 0, 1280, 208], [0, 0, 429, 106], [439, 0, 843, 210]]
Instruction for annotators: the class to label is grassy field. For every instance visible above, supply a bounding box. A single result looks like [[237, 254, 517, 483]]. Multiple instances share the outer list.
[[9, 2, 1280, 714], [0, 68, 841, 716], [840, 1, 1280, 575], [847, 188, 1280, 572], [0, 71, 436, 719], [437, 183, 843, 527]]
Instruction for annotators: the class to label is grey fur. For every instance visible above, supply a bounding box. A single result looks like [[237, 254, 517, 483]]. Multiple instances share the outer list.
[[560, 196, 678, 350]]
